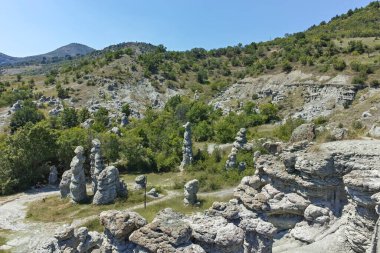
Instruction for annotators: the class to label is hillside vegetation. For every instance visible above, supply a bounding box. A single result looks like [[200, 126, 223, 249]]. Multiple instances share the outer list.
[[0, 2, 380, 195]]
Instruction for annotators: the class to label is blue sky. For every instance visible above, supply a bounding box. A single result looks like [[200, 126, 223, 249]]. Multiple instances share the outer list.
[[0, 0, 374, 57]]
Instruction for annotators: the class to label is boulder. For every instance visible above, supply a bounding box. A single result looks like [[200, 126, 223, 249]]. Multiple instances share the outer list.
[[184, 179, 199, 206], [290, 123, 315, 143], [147, 188, 159, 198], [129, 209, 195, 252], [93, 166, 125, 205], [134, 175, 146, 190], [188, 214, 245, 253]]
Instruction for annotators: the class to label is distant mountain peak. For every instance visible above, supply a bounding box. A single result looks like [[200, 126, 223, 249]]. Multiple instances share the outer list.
[[0, 43, 95, 66]]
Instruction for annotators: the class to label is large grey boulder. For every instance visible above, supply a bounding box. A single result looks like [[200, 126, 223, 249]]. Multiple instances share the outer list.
[[184, 179, 199, 206], [100, 210, 147, 240], [290, 123, 315, 143], [129, 208, 197, 252], [188, 214, 245, 253], [59, 170, 72, 198], [93, 166, 127, 205], [69, 146, 87, 203]]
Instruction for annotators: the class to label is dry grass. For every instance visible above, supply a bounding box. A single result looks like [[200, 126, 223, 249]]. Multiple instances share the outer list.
[[26, 190, 150, 223]]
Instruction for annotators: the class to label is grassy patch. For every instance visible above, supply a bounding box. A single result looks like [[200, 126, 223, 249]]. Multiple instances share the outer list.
[[0, 230, 11, 253], [81, 219, 104, 233], [120, 172, 182, 189], [133, 194, 233, 222], [26, 190, 150, 223]]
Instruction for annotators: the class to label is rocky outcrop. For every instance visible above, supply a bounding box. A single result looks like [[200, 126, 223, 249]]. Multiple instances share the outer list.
[[93, 166, 128, 205], [59, 170, 72, 198], [100, 210, 146, 252], [290, 123, 315, 142], [184, 179, 199, 206], [180, 122, 193, 171], [34, 225, 102, 253], [69, 146, 87, 203], [235, 140, 380, 253], [38, 139, 380, 253]]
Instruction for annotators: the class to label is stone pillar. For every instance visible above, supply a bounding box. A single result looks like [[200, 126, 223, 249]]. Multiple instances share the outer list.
[[225, 147, 238, 170], [90, 139, 104, 194], [233, 128, 247, 149], [184, 179, 199, 206], [69, 146, 87, 203], [180, 122, 193, 171]]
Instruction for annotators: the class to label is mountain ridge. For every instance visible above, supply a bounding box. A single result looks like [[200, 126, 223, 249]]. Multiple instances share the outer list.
[[0, 43, 95, 65]]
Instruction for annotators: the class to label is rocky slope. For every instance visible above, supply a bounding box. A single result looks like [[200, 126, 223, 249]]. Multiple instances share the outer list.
[[34, 138, 380, 253]]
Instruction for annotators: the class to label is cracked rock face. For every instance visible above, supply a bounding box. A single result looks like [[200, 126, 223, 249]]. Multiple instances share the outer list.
[[236, 140, 380, 253], [59, 170, 72, 198]]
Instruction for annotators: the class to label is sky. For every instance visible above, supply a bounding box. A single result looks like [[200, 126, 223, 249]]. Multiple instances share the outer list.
[[0, 0, 374, 57]]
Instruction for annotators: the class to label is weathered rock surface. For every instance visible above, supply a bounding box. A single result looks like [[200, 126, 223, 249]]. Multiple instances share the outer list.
[[184, 179, 199, 206], [99, 210, 146, 252], [180, 122, 193, 171], [69, 146, 87, 203], [93, 166, 127, 205], [90, 139, 104, 194], [236, 139, 380, 253], [34, 225, 102, 253], [290, 123, 315, 143], [59, 170, 72, 198], [134, 175, 146, 190], [37, 139, 380, 253]]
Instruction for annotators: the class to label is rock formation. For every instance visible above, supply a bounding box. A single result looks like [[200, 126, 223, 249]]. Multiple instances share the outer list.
[[90, 139, 104, 194], [290, 123, 315, 142], [233, 128, 248, 149], [34, 225, 102, 253], [38, 138, 380, 253], [59, 170, 72, 198], [100, 210, 146, 252], [134, 175, 146, 190], [235, 139, 380, 252], [48, 165, 58, 185], [93, 166, 127, 205], [225, 147, 238, 169], [69, 146, 87, 203], [147, 188, 159, 198], [180, 122, 193, 171], [184, 179, 199, 206]]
